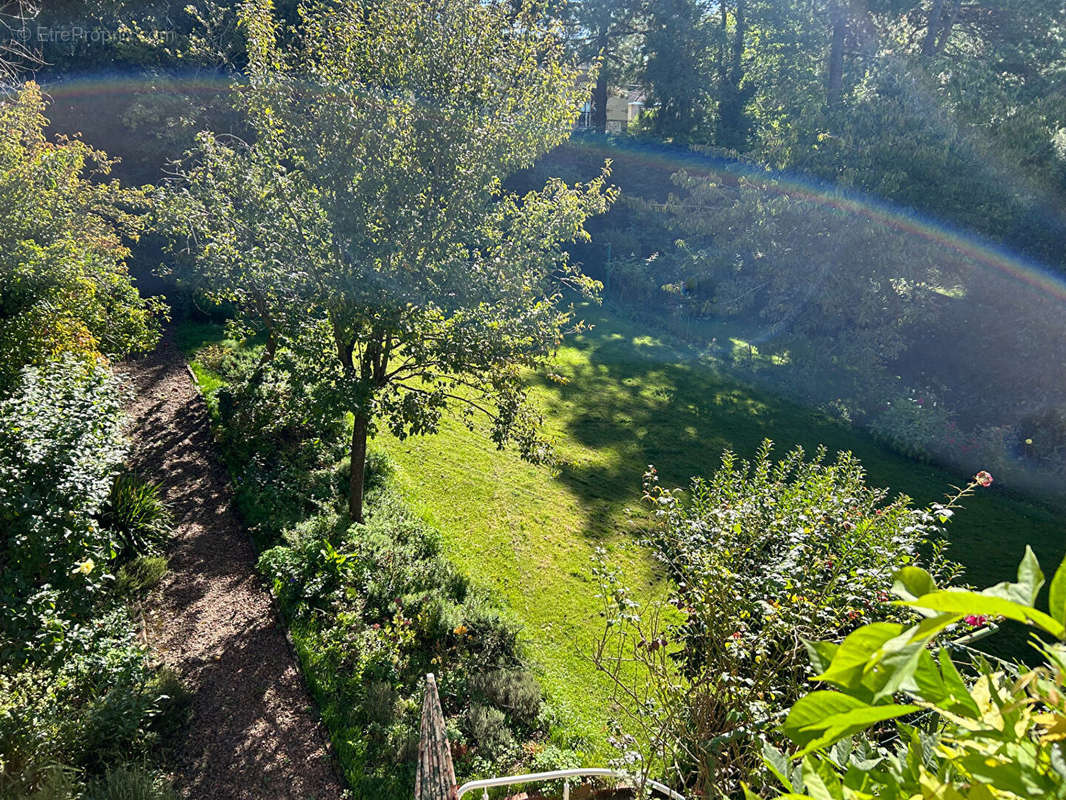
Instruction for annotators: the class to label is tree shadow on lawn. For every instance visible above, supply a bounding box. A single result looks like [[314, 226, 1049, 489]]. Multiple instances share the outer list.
[[540, 305, 1064, 597]]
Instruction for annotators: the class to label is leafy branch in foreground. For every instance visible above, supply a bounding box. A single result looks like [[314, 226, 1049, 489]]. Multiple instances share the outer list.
[[766, 473, 1066, 799]]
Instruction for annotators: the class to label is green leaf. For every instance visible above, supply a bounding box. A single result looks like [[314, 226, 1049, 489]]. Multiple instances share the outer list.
[[1050, 743, 1066, 782], [785, 692, 870, 745], [892, 566, 937, 602], [937, 648, 981, 718], [904, 589, 1065, 639], [866, 620, 951, 702], [814, 623, 904, 689], [901, 647, 946, 702], [1049, 553, 1066, 625], [763, 740, 794, 791], [803, 638, 839, 675], [785, 691, 920, 753], [956, 747, 1053, 798], [981, 546, 1046, 608], [1015, 545, 1045, 605], [801, 757, 845, 800]]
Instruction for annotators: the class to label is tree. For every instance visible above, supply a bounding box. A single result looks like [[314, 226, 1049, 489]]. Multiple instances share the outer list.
[[0, 1, 38, 82], [558, 0, 646, 133], [641, 0, 714, 142], [0, 82, 163, 390], [713, 0, 755, 148], [164, 0, 615, 523], [656, 170, 955, 370]]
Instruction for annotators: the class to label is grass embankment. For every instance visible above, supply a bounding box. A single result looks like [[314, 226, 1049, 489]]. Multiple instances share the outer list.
[[176, 302, 1064, 761]]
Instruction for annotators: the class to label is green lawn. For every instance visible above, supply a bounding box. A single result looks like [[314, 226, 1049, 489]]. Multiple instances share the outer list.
[[373, 302, 1064, 754], [178, 301, 1064, 762]]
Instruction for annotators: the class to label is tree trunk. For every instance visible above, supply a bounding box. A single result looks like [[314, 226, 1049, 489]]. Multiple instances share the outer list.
[[718, 0, 728, 85], [731, 0, 745, 82], [922, 0, 946, 56], [827, 3, 846, 108], [349, 413, 369, 524], [591, 30, 609, 133], [934, 0, 960, 54]]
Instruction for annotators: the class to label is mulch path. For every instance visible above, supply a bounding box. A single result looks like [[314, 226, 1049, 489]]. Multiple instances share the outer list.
[[122, 332, 344, 800]]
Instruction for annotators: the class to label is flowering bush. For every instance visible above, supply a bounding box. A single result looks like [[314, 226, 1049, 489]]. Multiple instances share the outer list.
[[593, 440, 963, 796], [0, 358, 127, 636]]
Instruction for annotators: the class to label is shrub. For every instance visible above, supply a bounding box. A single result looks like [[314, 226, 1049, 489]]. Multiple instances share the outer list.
[[0, 358, 127, 630], [769, 539, 1066, 800], [102, 474, 173, 559], [469, 668, 542, 726], [0, 362, 179, 799], [0, 83, 163, 391], [0, 609, 186, 793], [258, 489, 545, 797], [0, 667, 80, 795], [465, 705, 515, 758], [115, 557, 169, 597], [1018, 405, 1066, 467], [84, 766, 177, 800], [593, 441, 963, 796], [206, 358, 346, 543], [868, 387, 954, 462]]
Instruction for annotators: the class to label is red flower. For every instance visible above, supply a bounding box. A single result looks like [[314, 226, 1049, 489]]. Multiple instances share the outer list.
[[964, 615, 988, 626], [975, 471, 993, 488]]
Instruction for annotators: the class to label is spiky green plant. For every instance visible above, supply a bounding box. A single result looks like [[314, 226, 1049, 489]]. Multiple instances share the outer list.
[[102, 473, 173, 558]]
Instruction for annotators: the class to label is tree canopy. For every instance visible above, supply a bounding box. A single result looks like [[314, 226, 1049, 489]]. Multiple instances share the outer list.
[[0, 83, 163, 390], [163, 0, 615, 522]]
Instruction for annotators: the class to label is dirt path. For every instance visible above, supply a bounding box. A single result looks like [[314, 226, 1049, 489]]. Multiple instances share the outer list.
[[122, 333, 344, 800]]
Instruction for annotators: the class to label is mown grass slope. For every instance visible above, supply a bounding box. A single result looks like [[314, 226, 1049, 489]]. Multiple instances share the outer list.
[[372, 302, 1064, 753], [179, 301, 1064, 761]]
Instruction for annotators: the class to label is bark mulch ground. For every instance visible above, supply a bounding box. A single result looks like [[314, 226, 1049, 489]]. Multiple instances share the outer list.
[[122, 332, 344, 800]]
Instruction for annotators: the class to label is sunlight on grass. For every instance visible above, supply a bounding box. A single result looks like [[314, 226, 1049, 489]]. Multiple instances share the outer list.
[[371, 303, 1066, 757], [179, 303, 1065, 762]]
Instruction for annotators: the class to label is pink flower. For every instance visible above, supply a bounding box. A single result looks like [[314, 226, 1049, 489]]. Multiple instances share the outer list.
[[975, 471, 993, 488], [963, 615, 988, 626]]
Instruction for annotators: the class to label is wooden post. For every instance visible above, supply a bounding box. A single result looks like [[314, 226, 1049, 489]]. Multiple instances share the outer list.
[[415, 673, 458, 800]]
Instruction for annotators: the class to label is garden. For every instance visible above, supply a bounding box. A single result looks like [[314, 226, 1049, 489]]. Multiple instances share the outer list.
[[2, 0, 1065, 798]]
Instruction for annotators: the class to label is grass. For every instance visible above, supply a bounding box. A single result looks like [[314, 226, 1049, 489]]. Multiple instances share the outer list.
[[177, 301, 1065, 763], [174, 321, 231, 394]]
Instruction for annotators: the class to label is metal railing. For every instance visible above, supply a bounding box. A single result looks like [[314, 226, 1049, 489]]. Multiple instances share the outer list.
[[456, 767, 686, 800]]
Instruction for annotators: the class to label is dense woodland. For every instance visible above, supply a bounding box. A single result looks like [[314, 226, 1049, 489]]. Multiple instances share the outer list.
[[1, 1, 1065, 799]]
